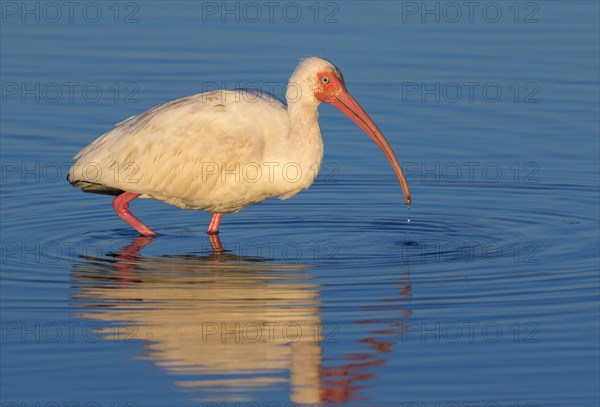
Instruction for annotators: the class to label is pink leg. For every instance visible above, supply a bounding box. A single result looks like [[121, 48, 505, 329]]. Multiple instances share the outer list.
[[112, 192, 156, 236], [208, 233, 224, 253], [208, 213, 223, 235]]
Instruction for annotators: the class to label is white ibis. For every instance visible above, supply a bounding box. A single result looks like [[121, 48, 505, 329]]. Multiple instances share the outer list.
[[68, 56, 411, 239]]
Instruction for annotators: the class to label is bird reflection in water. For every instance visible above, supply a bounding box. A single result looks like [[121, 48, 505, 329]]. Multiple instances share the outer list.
[[73, 235, 322, 403], [320, 269, 412, 403], [72, 236, 413, 403]]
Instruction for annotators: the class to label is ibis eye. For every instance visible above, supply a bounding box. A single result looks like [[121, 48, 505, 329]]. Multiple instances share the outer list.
[[322, 76, 329, 84]]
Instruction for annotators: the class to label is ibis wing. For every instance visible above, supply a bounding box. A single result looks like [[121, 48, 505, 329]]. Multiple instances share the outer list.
[[68, 90, 290, 211]]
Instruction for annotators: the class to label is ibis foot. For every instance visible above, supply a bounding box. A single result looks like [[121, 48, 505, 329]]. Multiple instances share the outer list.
[[113, 192, 157, 237]]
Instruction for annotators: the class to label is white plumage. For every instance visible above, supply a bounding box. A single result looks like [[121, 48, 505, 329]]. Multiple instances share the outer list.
[[68, 56, 410, 238]]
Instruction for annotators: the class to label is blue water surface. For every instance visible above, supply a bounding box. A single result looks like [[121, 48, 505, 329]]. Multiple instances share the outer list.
[[1, 1, 599, 406]]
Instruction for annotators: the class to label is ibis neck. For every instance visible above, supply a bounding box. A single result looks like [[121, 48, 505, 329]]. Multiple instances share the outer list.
[[283, 98, 324, 182], [287, 98, 323, 144]]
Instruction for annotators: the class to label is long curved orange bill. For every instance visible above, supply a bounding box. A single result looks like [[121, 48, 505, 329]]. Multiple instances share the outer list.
[[329, 87, 412, 206]]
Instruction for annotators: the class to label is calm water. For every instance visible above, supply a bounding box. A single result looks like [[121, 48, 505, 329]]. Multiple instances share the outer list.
[[1, 1, 599, 406]]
